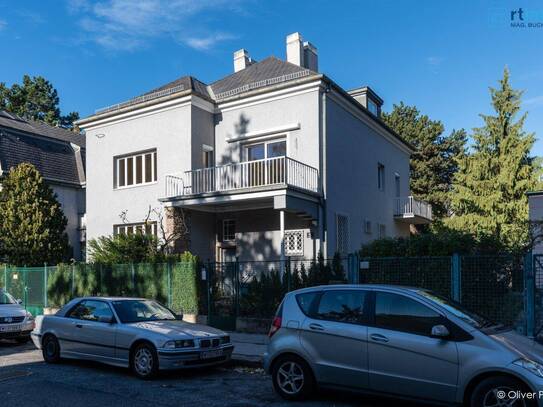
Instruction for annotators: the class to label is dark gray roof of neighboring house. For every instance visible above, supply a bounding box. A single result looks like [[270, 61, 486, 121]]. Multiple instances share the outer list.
[[0, 110, 85, 147], [209, 56, 312, 96], [0, 110, 85, 186]]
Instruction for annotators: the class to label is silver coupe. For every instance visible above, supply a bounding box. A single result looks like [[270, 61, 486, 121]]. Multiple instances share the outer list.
[[31, 297, 234, 379]]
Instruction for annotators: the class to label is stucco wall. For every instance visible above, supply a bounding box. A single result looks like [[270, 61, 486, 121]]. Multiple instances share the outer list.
[[85, 102, 195, 251], [325, 95, 411, 256], [52, 184, 85, 260]]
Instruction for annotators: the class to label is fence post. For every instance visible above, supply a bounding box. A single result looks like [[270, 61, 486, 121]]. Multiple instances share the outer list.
[[206, 261, 212, 323], [286, 257, 291, 292], [71, 263, 75, 297], [3, 264, 7, 290], [235, 258, 240, 319], [451, 253, 461, 302], [348, 253, 360, 284], [524, 251, 535, 338], [44, 263, 48, 309], [131, 263, 136, 295]]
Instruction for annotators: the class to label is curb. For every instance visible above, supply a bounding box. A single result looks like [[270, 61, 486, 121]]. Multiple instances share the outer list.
[[229, 356, 263, 369]]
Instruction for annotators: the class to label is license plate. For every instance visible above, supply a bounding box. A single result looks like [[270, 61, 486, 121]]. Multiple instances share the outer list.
[[0, 324, 21, 332], [200, 349, 223, 359]]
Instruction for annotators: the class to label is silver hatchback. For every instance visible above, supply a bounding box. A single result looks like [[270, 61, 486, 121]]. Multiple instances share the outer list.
[[263, 285, 543, 406]]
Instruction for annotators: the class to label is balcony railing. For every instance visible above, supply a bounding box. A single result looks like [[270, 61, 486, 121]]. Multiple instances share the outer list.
[[394, 196, 433, 222], [165, 156, 319, 198]]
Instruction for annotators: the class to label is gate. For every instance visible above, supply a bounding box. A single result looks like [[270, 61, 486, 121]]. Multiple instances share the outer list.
[[2, 266, 46, 315], [206, 261, 238, 331]]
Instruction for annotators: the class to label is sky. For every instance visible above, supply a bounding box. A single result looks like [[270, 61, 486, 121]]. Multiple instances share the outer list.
[[0, 0, 542, 154]]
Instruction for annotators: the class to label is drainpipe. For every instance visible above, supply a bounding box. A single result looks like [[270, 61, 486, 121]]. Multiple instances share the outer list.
[[280, 210, 285, 274], [320, 84, 329, 259]]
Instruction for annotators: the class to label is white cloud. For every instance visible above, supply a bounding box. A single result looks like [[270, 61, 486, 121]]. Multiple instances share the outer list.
[[67, 0, 245, 51], [0, 19, 7, 31]]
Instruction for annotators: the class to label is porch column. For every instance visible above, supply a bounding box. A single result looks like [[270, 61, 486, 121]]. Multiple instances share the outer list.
[[279, 210, 285, 267]]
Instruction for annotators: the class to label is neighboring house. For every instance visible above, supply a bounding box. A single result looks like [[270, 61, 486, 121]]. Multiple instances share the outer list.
[[529, 191, 543, 255], [78, 32, 431, 263], [0, 110, 86, 260]]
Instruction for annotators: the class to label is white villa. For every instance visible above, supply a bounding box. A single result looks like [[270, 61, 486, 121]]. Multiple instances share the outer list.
[[77, 32, 431, 263]]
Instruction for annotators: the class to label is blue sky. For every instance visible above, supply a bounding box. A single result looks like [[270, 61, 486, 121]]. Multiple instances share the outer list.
[[0, 0, 542, 154]]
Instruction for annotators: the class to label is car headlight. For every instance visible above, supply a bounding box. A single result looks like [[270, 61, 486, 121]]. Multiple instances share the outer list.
[[514, 358, 543, 378], [25, 311, 34, 321], [163, 339, 195, 349]]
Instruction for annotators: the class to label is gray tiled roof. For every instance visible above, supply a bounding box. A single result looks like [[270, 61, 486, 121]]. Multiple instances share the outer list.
[[0, 111, 85, 147], [143, 75, 211, 100], [209, 56, 312, 96], [0, 110, 85, 185]]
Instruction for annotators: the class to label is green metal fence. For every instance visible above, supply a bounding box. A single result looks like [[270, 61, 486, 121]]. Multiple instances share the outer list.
[[1, 261, 198, 316]]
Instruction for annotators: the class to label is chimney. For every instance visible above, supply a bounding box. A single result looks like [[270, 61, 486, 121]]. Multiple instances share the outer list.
[[234, 49, 253, 72], [286, 32, 318, 71]]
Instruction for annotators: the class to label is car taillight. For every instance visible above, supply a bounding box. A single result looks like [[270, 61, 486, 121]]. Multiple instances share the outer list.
[[269, 316, 282, 338]]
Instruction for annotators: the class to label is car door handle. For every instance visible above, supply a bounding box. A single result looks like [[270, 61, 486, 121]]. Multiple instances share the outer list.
[[309, 323, 325, 331], [370, 333, 389, 343], [75, 324, 83, 328]]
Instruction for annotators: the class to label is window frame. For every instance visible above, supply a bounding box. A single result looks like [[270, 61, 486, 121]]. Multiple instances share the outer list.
[[311, 289, 371, 326], [377, 163, 385, 191], [222, 219, 236, 242], [242, 137, 287, 162], [367, 99, 378, 116], [369, 291, 448, 338], [115, 149, 157, 190], [66, 299, 117, 323]]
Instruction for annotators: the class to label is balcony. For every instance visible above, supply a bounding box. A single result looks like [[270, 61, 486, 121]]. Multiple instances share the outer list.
[[164, 156, 320, 200], [394, 196, 432, 224]]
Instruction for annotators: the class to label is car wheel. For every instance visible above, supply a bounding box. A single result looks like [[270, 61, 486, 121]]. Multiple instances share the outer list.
[[42, 335, 61, 364], [131, 343, 158, 380], [271, 355, 315, 401], [15, 336, 31, 344], [470, 376, 536, 407]]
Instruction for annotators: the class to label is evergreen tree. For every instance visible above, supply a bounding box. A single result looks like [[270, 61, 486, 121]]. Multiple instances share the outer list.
[[382, 103, 466, 219], [446, 68, 537, 249], [0, 163, 71, 265], [0, 75, 79, 129]]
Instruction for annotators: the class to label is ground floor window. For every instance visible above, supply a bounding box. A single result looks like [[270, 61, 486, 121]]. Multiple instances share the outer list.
[[114, 222, 157, 236], [222, 219, 236, 242]]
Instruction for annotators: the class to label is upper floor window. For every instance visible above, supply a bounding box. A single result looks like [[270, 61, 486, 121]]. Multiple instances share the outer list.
[[377, 163, 385, 191], [395, 173, 401, 197], [115, 150, 157, 188], [114, 222, 157, 236], [244, 139, 286, 161], [203, 145, 214, 168], [367, 99, 378, 116]]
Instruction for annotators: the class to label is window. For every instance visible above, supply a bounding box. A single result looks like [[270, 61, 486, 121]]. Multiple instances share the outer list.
[[316, 290, 366, 324], [68, 300, 114, 322], [378, 223, 386, 238], [395, 173, 400, 198], [114, 222, 157, 236], [296, 292, 319, 316], [364, 219, 372, 234], [112, 300, 176, 323], [284, 230, 304, 256], [203, 145, 214, 168], [367, 99, 378, 116], [375, 292, 443, 336], [377, 163, 385, 191], [223, 219, 236, 242], [115, 150, 157, 188], [336, 214, 349, 254], [244, 139, 286, 161]]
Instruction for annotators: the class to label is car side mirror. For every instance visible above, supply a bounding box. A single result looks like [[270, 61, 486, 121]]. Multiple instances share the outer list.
[[175, 312, 184, 321], [431, 324, 450, 338], [16, 299, 23, 304], [98, 315, 115, 324]]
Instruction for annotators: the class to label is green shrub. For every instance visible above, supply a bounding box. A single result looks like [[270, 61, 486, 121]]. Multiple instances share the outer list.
[[170, 252, 199, 314]]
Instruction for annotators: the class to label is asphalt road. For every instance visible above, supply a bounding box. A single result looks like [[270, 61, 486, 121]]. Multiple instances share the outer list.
[[0, 340, 426, 407]]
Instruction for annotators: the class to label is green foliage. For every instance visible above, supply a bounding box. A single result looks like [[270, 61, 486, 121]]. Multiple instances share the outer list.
[[0, 75, 79, 129], [171, 252, 199, 314], [446, 68, 537, 250], [239, 254, 346, 318], [360, 227, 505, 257], [382, 102, 466, 219], [88, 234, 161, 264], [0, 163, 71, 266]]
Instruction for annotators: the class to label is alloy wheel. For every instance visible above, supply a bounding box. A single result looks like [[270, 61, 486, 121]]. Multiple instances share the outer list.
[[483, 387, 526, 407], [134, 347, 153, 376], [276, 361, 305, 395]]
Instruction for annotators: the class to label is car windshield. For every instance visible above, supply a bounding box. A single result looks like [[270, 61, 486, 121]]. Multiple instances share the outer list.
[[112, 300, 176, 323], [0, 290, 17, 305], [417, 290, 494, 329]]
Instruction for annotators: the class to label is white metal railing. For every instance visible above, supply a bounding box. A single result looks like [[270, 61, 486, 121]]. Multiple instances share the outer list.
[[394, 196, 433, 220], [164, 157, 319, 198]]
